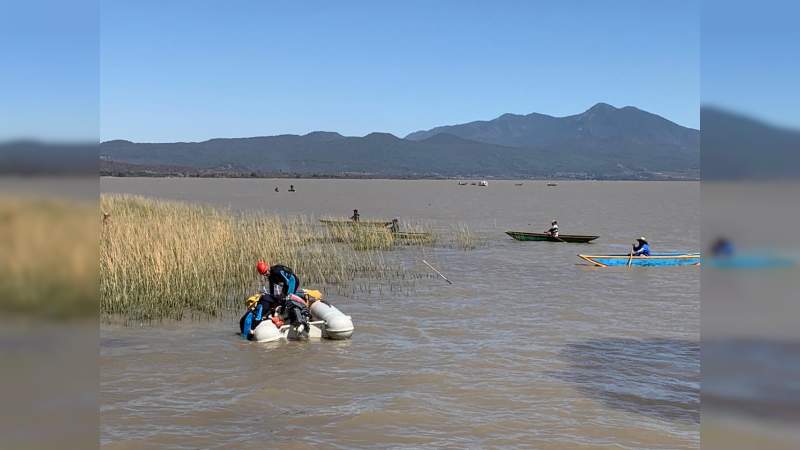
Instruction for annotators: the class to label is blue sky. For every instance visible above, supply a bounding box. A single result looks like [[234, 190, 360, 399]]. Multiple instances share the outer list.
[[2, 1, 702, 142], [702, 0, 800, 129], [1, 1, 98, 142], [99, 1, 700, 142]]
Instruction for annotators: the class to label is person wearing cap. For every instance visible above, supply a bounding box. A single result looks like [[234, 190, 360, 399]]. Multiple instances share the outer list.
[[545, 220, 559, 237], [632, 237, 651, 256]]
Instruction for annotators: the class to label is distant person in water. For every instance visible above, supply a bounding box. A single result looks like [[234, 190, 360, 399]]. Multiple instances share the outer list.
[[710, 237, 735, 257], [288, 184, 296, 192], [274, 186, 279, 192], [632, 237, 651, 256], [545, 220, 559, 237], [351, 209, 360, 222]]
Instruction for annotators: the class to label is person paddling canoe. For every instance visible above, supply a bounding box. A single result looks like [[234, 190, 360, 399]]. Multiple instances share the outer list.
[[544, 220, 559, 238], [710, 237, 735, 257], [632, 237, 651, 256]]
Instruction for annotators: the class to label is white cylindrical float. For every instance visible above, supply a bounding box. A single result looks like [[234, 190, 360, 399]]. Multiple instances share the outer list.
[[253, 320, 283, 342], [309, 301, 354, 340]]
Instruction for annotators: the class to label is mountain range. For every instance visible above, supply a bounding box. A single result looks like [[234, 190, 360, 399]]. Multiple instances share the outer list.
[[100, 103, 700, 179], [701, 106, 800, 180]]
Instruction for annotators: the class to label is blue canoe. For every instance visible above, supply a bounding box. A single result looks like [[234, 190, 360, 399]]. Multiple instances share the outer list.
[[705, 254, 796, 270], [578, 252, 701, 267]]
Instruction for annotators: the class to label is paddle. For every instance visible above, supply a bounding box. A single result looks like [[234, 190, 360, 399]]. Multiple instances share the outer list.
[[422, 259, 453, 285], [627, 251, 634, 267]]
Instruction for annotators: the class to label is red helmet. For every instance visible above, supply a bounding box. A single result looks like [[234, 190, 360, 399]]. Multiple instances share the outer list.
[[256, 260, 269, 275]]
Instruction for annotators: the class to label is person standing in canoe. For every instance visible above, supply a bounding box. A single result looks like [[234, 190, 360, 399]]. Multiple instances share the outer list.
[[544, 220, 559, 238], [632, 237, 651, 256]]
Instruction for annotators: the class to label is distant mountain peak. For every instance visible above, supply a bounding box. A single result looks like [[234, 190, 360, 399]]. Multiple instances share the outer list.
[[406, 103, 696, 146], [364, 132, 401, 141], [497, 112, 523, 120], [303, 131, 344, 141], [583, 102, 620, 115]]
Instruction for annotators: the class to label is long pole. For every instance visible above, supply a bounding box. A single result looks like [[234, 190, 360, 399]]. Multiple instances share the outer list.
[[422, 259, 453, 285]]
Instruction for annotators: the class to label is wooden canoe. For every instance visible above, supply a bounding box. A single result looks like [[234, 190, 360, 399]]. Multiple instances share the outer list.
[[506, 231, 598, 243], [578, 253, 701, 267], [320, 219, 393, 227]]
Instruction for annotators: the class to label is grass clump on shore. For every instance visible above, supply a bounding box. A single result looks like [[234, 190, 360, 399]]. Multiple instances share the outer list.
[[0, 197, 97, 318], [101, 195, 407, 322]]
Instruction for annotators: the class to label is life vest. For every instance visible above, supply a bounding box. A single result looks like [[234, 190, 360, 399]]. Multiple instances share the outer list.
[[267, 264, 300, 298], [240, 302, 264, 339]]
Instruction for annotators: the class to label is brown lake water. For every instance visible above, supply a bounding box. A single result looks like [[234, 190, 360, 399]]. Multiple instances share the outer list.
[[100, 178, 700, 449]]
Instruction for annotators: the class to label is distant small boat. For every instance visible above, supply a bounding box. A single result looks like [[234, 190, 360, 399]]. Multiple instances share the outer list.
[[458, 181, 468, 186], [515, 183, 524, 186], [506, 231, 598, 243], [320, 219, 392, 227], [478, 180, 488, 187], [547, 183, 558, 187], [578, 253, 701, 267]]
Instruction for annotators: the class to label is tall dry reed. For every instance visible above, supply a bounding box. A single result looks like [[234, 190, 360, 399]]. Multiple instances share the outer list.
[[101, 195, 409, 321], [450, 223, 479, 250], [0, 197, 97, 318]]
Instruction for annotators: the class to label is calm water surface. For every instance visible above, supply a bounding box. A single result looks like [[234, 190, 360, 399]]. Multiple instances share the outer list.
[[101, 179, 699, 449]]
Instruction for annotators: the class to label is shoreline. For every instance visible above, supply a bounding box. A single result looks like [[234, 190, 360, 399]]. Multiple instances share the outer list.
[[99, 174, 701, 182]]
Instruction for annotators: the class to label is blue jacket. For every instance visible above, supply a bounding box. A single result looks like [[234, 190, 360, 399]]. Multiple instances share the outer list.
[[633, 242, 651, 256]]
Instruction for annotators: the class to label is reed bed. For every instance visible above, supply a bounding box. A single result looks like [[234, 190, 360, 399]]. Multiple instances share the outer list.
[[450, 223, 480, 250], [101, 195, 417, 322], [320, 217, 437, 249], [0, 196, 97, 318], [322, 221, 396, 251]]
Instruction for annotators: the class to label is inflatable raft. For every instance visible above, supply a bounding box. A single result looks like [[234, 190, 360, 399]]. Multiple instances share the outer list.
[[242, 289, 354, 343]]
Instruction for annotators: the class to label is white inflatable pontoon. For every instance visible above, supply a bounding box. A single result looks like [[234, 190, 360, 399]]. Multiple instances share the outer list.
[[252, 300, 354, 343]]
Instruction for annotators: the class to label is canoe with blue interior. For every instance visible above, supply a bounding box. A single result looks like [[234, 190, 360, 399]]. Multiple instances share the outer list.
[[578, 252, 701, 267], [705, 254, 796, 270]]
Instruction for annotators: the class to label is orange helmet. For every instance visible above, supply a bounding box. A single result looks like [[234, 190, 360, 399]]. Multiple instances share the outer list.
[[256, 260, 269, 275]]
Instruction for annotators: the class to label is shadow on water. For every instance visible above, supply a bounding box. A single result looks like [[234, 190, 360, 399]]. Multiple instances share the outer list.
[[704, 338, 800, 422], [549, 338, 700, 424]]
